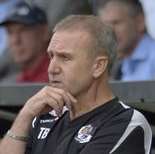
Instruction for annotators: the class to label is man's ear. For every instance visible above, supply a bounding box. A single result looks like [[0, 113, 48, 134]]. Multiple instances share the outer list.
[[92, 56, 108, 78]]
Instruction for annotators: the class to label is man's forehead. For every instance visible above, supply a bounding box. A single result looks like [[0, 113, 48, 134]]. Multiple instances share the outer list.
[[48, 33, 66, 51], [48, 30, 90, 51]]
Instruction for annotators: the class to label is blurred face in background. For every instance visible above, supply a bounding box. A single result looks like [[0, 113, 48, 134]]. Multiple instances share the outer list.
[[7, 23, 49, 67], [98, 1, 145, 58]]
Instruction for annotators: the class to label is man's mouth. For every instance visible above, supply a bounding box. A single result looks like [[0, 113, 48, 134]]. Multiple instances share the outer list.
[[49, 81, 62, 87]]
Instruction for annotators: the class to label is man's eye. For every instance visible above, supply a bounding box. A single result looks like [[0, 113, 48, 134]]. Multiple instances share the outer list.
[[61, 55, 70, 61], [64, 56, 69, 60]]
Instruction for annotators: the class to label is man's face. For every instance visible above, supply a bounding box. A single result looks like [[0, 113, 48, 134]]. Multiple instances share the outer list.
[[47, 30, 94, 96], [7, 23, 45, 65], [98, 2, 142, 58]]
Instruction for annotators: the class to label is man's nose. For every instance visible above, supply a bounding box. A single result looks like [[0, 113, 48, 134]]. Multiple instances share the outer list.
[[10, 33, 21, 45], [48, 58, 61, 75]]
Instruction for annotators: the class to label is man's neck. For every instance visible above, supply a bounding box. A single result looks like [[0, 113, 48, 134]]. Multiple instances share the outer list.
[[69, 81, 114, 120]]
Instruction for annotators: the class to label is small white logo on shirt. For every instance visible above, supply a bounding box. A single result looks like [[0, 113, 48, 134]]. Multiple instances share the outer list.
[[40, 117, 59, 124]]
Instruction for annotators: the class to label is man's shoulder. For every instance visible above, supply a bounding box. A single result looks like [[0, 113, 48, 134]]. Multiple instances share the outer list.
[[100, 101, 133, 126], [92, 102, 152, 153], [98, 101, 150, 134]]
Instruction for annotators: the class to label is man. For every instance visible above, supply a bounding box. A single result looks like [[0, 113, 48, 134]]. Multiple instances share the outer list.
[[0, 15, 152, 154], [0, 1, 50, 83], [95, 0, 155, 81], [0, 0, 20, 81]]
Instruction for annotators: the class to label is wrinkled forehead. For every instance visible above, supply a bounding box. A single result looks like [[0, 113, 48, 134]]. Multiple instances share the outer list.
[[48, 30, 92, 52]]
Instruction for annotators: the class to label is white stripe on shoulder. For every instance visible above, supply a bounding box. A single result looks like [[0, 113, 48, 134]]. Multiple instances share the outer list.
[[110, 109, 152, 154], [119, 101, 130, 109]]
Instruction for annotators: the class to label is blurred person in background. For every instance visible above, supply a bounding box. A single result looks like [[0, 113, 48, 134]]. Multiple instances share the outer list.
[[0, 0, 20, 56], [94, 0, 155, 81], [0, 0, 21, 82], [0, 1, 50, 83]]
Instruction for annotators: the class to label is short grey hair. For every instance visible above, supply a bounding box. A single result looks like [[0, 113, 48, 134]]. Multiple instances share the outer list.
[[54, 15, 117, 73]]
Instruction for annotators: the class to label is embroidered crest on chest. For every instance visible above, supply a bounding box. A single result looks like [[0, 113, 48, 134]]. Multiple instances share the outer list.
[[75, 124, 96, 143]]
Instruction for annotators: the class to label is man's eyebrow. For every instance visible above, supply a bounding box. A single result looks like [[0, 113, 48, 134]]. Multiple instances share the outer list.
[[57, 51, 71, 56], [47, 49, 72, 57], [55, 51, 73, 59]]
